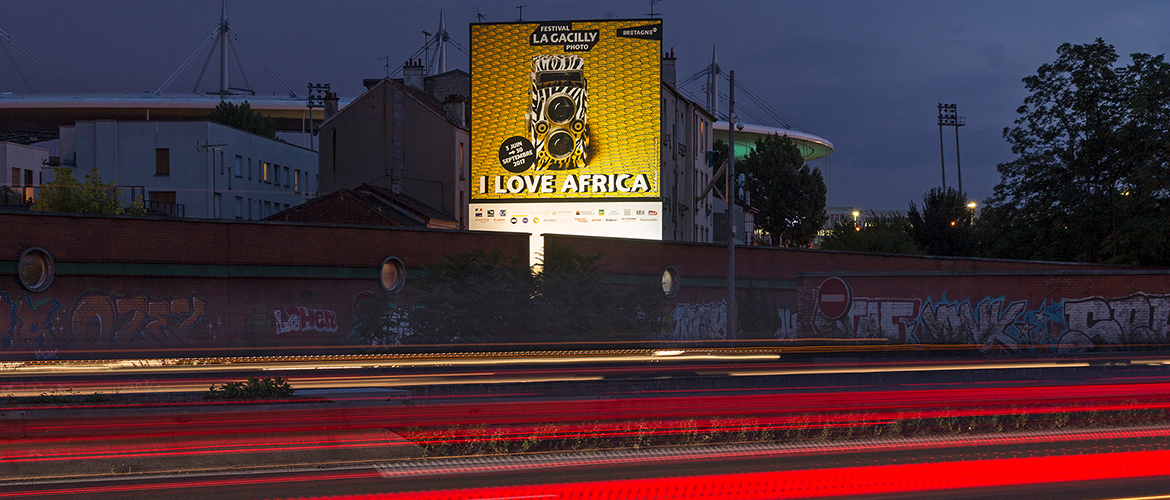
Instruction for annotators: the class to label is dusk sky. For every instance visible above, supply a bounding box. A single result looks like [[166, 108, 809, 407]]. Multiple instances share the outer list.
[[3, 1, 1170, 210]]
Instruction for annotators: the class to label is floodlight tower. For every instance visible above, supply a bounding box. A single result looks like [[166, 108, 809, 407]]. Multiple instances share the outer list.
[[937, 103, 966, 193]]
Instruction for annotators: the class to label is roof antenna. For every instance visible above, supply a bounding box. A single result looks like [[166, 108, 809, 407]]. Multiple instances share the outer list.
[[516, 5, 526, 22], [647, 0, 662, 18]]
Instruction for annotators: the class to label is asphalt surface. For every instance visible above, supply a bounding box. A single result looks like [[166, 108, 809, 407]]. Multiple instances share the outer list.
[[6, 429, 1170, 499]]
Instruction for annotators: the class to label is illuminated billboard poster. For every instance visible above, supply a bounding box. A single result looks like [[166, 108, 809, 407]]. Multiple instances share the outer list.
[[470, 19, 662, 202], [470, 19, 663, 248]]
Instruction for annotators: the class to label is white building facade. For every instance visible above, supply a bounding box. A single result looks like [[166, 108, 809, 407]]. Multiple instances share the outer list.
[[1, 142, 49, 201], [661, 53, 716, 243], [58, 120, 317, 219]]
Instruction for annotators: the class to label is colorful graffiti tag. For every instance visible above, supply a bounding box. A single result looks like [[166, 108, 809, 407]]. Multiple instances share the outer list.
[[1, 290, 209, 351], [814, 292, 1170, 353], [71, 290, 208, 346], [813, 297, 922, 342], [273, 306, 339, 335], [0, 292, 63, 350]]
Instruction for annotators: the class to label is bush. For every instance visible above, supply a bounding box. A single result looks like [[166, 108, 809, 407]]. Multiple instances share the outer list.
[[206, 376, 294, 400]]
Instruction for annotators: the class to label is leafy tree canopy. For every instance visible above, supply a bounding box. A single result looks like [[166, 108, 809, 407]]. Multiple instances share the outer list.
[[909, 187, 974, 256], [207, 101, 276, 138], [31, 168, 145, 215], [351, 245, 667, 348], [738, 134, 827, 247], [820, 212, 921, 255], [984, 38, 1170, 265]]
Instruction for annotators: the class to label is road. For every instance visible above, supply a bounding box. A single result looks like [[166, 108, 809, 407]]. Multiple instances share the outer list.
[[5, 350, 1170, 498], [6, 428, 1170, 499]]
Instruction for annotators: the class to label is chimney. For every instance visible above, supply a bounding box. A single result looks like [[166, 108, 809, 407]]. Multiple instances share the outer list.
[[324, 91, 339, 120], [661, 48, 677, 87], [444, 94, 466, 126], [403, 58, 425, 90]]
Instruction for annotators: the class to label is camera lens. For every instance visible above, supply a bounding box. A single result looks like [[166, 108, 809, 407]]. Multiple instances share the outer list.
[[547, 131, 574, 159], [547, 96, 575, 124]]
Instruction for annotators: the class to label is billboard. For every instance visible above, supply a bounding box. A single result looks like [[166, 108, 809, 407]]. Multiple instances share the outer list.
[[470, 19, 662, 202]]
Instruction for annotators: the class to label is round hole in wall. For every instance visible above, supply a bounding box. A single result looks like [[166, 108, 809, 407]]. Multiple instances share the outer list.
[[17, 247, 54, 293], [661, 266, 680, 298], [380, 257, 406, 293]]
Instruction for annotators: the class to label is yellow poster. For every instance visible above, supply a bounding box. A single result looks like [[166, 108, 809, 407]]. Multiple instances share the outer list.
[[471, 20, 662, 201]]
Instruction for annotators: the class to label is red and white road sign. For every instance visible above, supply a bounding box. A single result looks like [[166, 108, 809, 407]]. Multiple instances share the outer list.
[[816, 277, 853, 319]]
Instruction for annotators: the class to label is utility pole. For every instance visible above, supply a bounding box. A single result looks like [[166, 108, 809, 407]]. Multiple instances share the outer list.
[[727, 69, 736, 345]]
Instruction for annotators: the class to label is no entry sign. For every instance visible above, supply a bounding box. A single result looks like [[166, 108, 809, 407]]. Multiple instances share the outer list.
[[816, 277, 853, 319]]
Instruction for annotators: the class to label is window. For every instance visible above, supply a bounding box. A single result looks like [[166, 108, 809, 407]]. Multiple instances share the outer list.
[[10, 167, 17, 186], [234, 155, 243, 177], [661, 267, 680, 298], [214, 193, 221, 219], [261, 162, 269, 183], [17, 247, 54, 293], [459, 142, 466, 179], [235, 196, 242, 219], [283, 166, 290, 187], [150, 191, 177, 216], [219, 152, 225, 174], [248, 197, 252, 219], [23, 169, 32, 186], [294, 169, 301, 192], [248, 158, 253, 180], [264, 200, 271, 217], [155, 149, 170, 175], [380, 257, 406, 292]]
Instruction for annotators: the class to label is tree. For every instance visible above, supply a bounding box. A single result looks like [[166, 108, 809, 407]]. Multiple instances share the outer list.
[[351, 245, 667, 348], [820, 212, 921, 254], [908, 187, 975, 256], [984, 38, 1170, 265], [738, 134, 827, 247], [207, 101, 276, 138], [31, 168, 145, 215]]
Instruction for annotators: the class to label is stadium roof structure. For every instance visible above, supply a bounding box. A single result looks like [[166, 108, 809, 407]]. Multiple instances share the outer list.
[[0, 93, 337, 133], [713, 121, 834, 161]]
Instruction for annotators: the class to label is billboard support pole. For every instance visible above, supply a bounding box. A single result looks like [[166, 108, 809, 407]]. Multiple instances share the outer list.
[[727, 69, 736, 345]]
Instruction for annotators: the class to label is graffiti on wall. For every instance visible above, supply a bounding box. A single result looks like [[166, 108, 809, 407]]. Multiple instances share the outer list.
[[2, 287, 352, 353], [671, 300, 726, 341], [3, 290, 210, 350], [666, 301, 798, 341], [814, 297, 922, 342], [349, 291, 412, 346], [273, 306, 339, 335], [776, 309, 799, 339], [813, 292, 1170, 353], [71, 290, 208, 346], [0, 292, 64, 350]]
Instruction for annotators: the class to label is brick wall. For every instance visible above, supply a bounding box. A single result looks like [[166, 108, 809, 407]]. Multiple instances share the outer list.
[[3, 213, 1165, 358], [0, 212, 527, 359]]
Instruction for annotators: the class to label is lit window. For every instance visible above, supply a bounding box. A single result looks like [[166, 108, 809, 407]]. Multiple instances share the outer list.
[[294, 169, 301, 193]]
